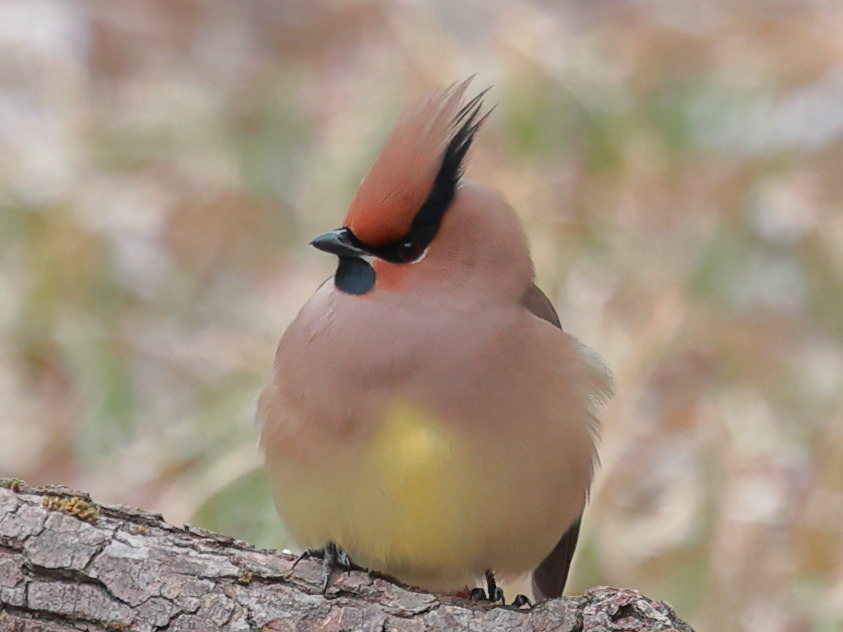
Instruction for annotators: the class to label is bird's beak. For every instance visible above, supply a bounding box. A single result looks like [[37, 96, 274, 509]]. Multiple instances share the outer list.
[[310, 228, 369, 258]]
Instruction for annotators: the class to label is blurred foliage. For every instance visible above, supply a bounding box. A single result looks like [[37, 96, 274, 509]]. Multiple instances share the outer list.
[[2, 1, 843, 630]]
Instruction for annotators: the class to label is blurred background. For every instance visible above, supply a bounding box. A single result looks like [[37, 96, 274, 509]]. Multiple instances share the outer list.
[[2, 1, 842, 630]]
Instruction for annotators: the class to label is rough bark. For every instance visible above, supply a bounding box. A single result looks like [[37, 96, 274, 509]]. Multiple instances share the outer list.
[[0, 481, 694, 632]]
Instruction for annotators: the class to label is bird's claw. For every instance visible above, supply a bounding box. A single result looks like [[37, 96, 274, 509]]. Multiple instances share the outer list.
[[468, 587, 488, 601], [292, 542, 354, 593], [292, 547, 324, 568], [511, 594, 532, 608]]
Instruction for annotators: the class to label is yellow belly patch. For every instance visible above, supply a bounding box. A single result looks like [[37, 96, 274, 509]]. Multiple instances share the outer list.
[[270, 398, 575, 590], [346, 400, 479, 570], [271, 399, 503, 587]]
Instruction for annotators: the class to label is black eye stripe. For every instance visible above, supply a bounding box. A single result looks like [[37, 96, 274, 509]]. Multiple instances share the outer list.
[[397, 241, 425, 262], [343, 233, 424, 264]]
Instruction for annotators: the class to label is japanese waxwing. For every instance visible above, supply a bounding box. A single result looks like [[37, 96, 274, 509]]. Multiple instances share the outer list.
[[258, 79, 612, 601]]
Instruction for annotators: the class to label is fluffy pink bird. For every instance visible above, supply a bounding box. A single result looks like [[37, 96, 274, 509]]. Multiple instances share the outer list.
[[259, 79, 611, 601]]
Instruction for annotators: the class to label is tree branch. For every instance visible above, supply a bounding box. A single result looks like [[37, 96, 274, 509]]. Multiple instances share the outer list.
[[0, 482, 694, 631]]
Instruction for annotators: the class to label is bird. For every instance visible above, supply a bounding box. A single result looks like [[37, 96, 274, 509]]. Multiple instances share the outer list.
[[258, 78, 612, 602]]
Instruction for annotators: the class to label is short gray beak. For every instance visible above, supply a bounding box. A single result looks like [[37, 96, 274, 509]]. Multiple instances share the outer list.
[[310, 228, 368, 258]]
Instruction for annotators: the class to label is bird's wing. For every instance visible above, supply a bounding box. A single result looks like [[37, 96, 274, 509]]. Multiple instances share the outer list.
[[520, 282, 562, 329], [531, 518, 581, 600], [520, 282, 584, 600]]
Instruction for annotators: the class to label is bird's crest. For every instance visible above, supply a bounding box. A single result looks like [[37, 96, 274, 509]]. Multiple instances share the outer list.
[[344, 79, 491, 248]]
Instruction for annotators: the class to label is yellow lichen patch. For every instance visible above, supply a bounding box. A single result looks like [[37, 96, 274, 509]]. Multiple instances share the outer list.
[[237, 571, 254, 585], [42, 495, 100, 524], [0, 478, 24, 491]]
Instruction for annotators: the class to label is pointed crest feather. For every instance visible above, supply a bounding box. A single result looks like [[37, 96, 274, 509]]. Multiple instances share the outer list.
[[344, 78, 489, 247]]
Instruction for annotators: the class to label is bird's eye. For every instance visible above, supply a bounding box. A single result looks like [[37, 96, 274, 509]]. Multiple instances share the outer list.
[[397, 241, 424, 262]]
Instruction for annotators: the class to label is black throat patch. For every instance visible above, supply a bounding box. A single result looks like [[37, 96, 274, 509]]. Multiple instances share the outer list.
[[335, 256, 376, 295]]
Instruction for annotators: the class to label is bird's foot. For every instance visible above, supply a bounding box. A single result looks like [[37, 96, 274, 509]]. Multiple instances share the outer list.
[[485, 569, 506, 604], [469, 586, 505, 602], [292, 542, 354, 593], [468, 571, 505, 604], [467, 571, 531, 607]]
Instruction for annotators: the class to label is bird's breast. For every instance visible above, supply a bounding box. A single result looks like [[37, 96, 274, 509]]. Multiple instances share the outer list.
[[266, 395, 583, 591], [270, 399, 477, 568], [359, 399, 472, 538]]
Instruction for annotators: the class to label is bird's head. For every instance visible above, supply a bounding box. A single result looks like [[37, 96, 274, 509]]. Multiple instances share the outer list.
[[311, 79, 532, 299]]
